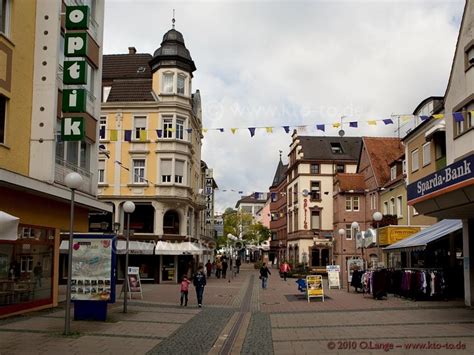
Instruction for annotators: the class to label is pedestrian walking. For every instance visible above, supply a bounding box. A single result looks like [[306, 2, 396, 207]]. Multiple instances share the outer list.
[[193, 265, 207, 307], [216, 259, 222, 279], [236, 257, 241, 274], [259, 262, 271, 289], [279, 261, 291, 281], [180, 276, 191, 306], [222, 259, 228, 279], [205, 260, 212, 278]]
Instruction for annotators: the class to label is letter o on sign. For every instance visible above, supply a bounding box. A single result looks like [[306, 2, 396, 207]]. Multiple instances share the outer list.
[[69, 9, 85, 23]]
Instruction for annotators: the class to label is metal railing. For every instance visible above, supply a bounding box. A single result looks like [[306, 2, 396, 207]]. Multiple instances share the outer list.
[[55, 156, 94, 195]]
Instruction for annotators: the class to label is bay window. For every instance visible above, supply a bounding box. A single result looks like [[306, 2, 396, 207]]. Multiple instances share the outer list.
[[162, 73, 173, 93]]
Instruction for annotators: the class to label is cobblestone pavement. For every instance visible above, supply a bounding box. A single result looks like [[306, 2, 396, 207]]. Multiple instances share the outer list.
[[1, 264, 474, 354]]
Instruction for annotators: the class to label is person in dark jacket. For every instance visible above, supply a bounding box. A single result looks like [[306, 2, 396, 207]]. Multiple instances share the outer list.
[[259, 263, 271, 289], [193, 265, 207, 307]]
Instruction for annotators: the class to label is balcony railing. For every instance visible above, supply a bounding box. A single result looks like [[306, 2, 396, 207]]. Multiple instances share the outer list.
[[55, 156, 94, 195]]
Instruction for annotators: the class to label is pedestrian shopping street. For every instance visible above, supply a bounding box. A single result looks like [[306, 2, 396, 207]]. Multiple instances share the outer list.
[[0, 264, 473, 354]]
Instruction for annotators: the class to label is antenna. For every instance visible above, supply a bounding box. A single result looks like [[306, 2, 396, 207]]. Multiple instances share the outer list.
[[172, 9, 176, 29], [338, 115, 346, 137], [279, 150, 282, 160]]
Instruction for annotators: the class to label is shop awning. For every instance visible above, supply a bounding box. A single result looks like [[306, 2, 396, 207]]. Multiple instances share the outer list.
[[0, 211, 19, 240], [384, 219, 462, 251], [155, 241, 204, 255], [60, 240, 155, 255]]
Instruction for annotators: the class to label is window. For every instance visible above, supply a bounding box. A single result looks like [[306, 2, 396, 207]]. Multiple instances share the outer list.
[[456, 117, 464, 136], [288, 211, 293, 232], [163, 73, 173, 93], [163, 117, 173, 138], [422, 142, 431, 167], [330, 142, 343, 154], [294, 183, 298, 203], [345, 196, 352, 211], [310, 164, 320, 174], [310, 181, 321, 200], [102, 86, 111, 102], [175, 160, 184, 184], [20, 256, 33, 273], [294, 208, 298, 231], [0, 0, 10, 35], [132, 159, 146, 183], [390, 198, 395, 215], [133, 116, 146, 140], [59, 34, 65, 70], [402, 160, 407, 175], [336, 164, 345, 173], [397, 196, 403, 218], [161, 159, 172, 183], [353, 196, 360, 211], [311, 211, 320, 230], [371, 194, 377, 210], [345, 224, 352, 240], [411, 149, 419, 172], [0, 95, 6, 144], [98, 160, 106, 183], [176, 118, 184, 140], [390, 165, 397, 180], [86, 65, 95, 95], [99, 116, 107, 140], [177, 75, 185, 95], [288, 187, 292, 205], [383, 201, 388, 215]]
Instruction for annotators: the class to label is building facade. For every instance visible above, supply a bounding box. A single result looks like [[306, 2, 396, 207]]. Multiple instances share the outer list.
[[269, 156, 288, 264], [0, 0, 110, 317], [286, 134, 362, 269], [98, 28, 208, 283]]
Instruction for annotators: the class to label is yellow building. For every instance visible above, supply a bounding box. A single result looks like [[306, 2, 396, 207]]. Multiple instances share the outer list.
[[99, 28, 210, 283], [0, 0, 110, 318]]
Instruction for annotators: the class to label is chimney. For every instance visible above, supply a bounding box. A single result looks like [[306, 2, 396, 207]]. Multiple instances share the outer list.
[[128, 47, 137, 54]]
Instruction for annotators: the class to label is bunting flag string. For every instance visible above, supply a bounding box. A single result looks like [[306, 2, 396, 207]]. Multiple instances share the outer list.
[[98, 111, 473, 142]]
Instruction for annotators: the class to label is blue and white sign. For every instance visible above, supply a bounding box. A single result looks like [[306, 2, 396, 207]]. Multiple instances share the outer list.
[[408, 154, 474, 202]]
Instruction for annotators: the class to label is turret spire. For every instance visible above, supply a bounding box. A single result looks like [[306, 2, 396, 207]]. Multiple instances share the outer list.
[[172, 9, 176, 29]]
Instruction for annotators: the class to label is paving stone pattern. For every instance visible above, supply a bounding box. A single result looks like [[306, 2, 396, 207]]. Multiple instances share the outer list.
[[241, 312, 273, 355]]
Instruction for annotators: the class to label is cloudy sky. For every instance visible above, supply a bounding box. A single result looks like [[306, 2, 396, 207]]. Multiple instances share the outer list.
[[103, 0, 464, 213]]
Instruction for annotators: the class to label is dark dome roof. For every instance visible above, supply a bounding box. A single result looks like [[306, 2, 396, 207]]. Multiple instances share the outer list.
[[150, 29, 196, 73]]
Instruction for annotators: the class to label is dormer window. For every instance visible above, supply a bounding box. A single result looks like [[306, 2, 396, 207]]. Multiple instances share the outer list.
[[330, 142, 343, 154], [137, 66, 146, 73], [390, 165, 397, 181], [177, 75, 185, 95], [163, 73, 173, 93]]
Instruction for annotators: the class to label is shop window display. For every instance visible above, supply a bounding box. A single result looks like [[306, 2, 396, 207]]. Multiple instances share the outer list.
[[0, 225, 54, 314]]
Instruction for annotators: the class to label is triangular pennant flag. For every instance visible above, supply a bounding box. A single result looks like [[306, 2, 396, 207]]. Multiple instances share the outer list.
[[420, 115, 430, 122], [139, 130, 147, 141], [110, 130, 118, 141], [432, 114, 444, 119], [218, 128, 224, 132], [383, 119, 394, 125], [248, 127, 256, 137], [124, 130, 132, 142], [367, 120, 377, 126], [156, 129, 163, 138], [332, 122, 341, 128], [271, 192, 276, 200], [266, 127, 273, 133], [231, 128, 237, 134], [254, 192, 262, 199], [453, 112, 464, 122], [316, 124, 325, 132], [238, 191, 243, 194], [202, 128, 208, 134], [349, 122, 358, 128], [186, 128, 193, 133], [401, 115, 412, 122], [282, 126, 290, 133]]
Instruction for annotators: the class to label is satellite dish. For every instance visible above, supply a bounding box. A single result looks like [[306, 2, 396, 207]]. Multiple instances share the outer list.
[[338, 129, 345, 137], [302, 189, 309, 197]]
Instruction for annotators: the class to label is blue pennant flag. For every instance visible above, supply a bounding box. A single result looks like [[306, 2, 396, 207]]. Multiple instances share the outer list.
[[99, 126, 105, 138], [383, 119, 394, 125], [238, 191, 243, 194], [453, 112, 464, 122], [420, 115, 430, 121], [349, 122, 358, 128], [248, 127, 256, 137], [283, 126, 290, 133], [218, 128, 224, 132], [316, 124, 325, 132], [186, 128, 193, 133], [124, 130, 132, 142], [156, 129, 163, 138]]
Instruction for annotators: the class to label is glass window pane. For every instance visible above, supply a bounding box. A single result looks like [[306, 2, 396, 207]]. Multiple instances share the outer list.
[[163, 73, 173, 93]]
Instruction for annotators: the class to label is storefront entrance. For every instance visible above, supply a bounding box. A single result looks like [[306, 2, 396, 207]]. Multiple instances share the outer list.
[[161, 255, 176, 282]]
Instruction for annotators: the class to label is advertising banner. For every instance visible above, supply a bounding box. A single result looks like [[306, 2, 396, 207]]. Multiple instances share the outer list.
[[306, 275, 324, 302], [326, 265, 341, 289], [71, 236, 116, 302]]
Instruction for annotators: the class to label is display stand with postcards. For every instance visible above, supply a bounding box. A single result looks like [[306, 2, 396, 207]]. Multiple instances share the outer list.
[[120, 267, 143, 300]]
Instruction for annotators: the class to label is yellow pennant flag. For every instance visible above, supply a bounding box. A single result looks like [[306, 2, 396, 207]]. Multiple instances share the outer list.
[[139, 130, 147, 141], [266, 127, 273, 133], [202, 128, 208, 134], [432, 114, 444, 119], [231, 128, 237, 134], [109, 129, 118, 141], [367, 120, 377, 126], [332, 123, 341, 128], [401, 115, 412, 122], [166, 127, 176, 132]]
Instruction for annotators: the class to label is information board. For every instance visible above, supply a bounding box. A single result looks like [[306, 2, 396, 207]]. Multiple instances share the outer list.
[[326, 265, 341, 289], [306, 275, 324, 302], [121, 266, 143, 300], [71, 236, 116, 302]]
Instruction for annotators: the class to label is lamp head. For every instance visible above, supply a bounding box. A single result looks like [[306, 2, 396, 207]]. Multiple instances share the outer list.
[[65, 172, 83, 190], [338, 228, 346, 237], [123, 201, 136, 214], [351, 221, 359, 230], [373, 211, 383, 222]]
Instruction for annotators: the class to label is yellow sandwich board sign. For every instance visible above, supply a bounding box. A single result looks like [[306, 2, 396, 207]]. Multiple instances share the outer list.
[[306, 275, 324, 302]]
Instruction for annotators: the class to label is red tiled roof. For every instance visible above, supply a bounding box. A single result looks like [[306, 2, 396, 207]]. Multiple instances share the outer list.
[[362, 137, 404, 187], [107, 79, 155, 102], [103, 54, 152, 80], [335, 173, 366, 191]]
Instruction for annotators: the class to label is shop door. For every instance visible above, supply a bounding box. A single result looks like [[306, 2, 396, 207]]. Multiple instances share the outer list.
[[321, 249, 329, 266], [311, 249, 320, 267], [161, 255, 175, 282]]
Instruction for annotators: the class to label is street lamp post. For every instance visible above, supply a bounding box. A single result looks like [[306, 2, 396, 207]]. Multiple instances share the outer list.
[[123, 201, 136, 313], [64, 172, 83, 335], [338, 228, 346, 291], [372, 211, 383, 267]]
